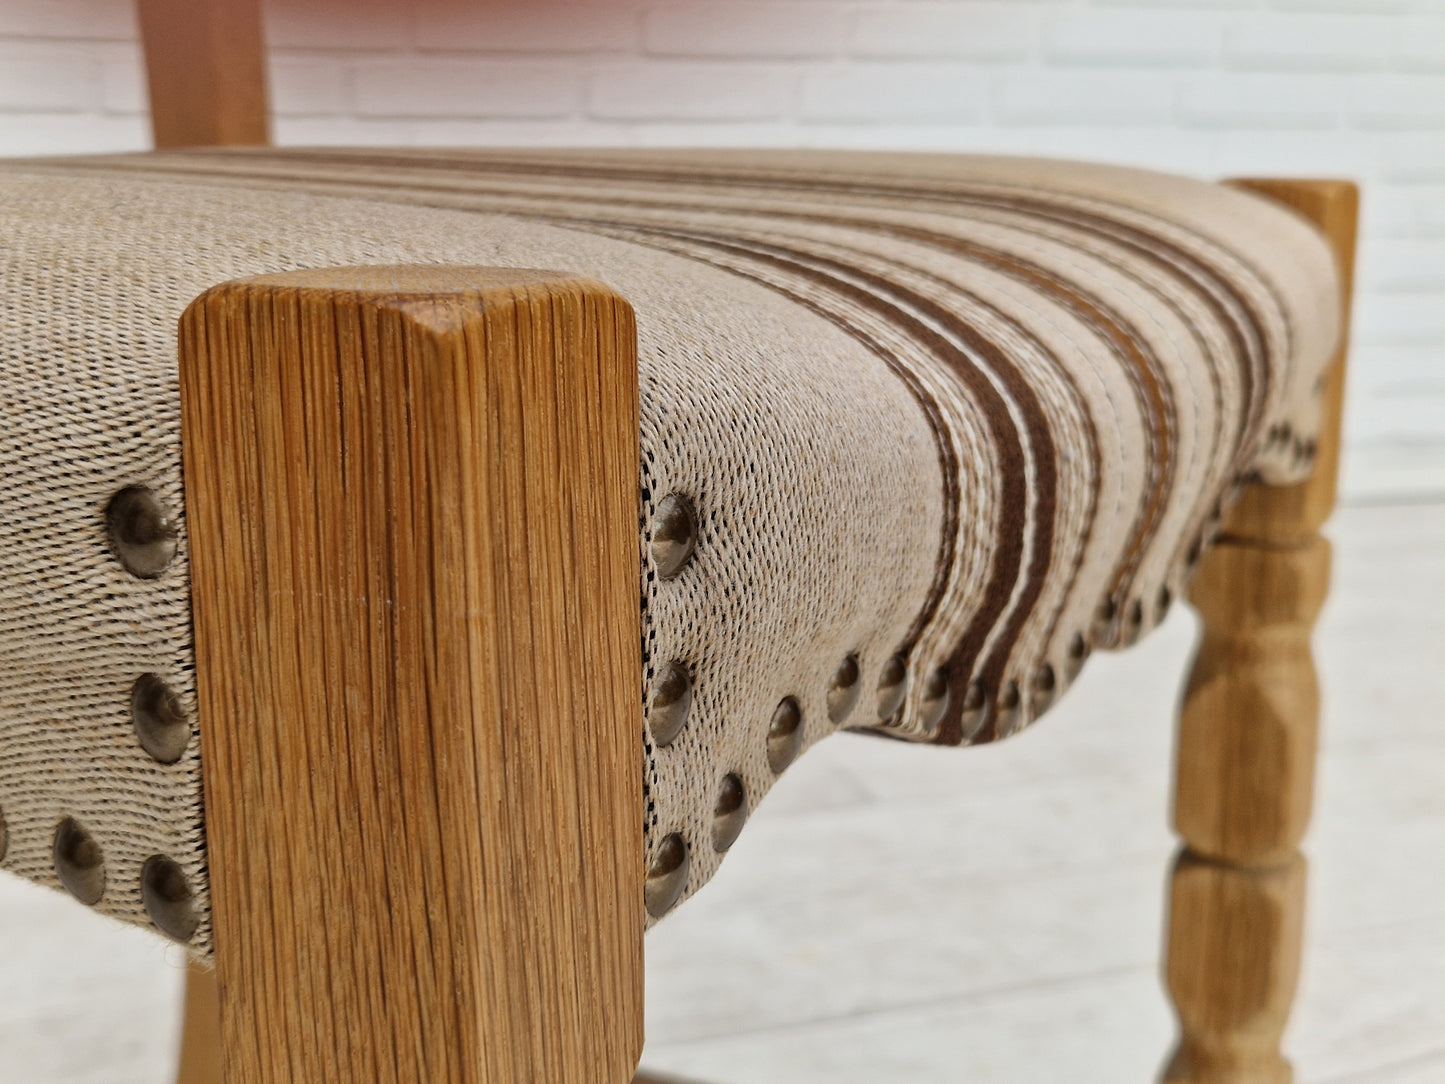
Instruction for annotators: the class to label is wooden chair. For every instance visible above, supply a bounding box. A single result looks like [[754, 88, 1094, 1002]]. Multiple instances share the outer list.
[[0, 2, 1355, 1081]]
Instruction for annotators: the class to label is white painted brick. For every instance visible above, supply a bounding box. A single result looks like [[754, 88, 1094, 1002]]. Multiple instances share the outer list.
[[352, 59, 580, 119], [0, 48, 96, 112], [1212, 129, 1379, 176], [1265, 0, 1415, 12], [1360, 239, 1445, 291], [801, 65, 984, 123], [1361, 184, 1433, 238], [850, 4, 1036, 62], [408, 119, 637, 148], [1178, 74, 1343, 129], [1394, 19, 1445, 73], [630, 122, 805, 148], [589, 62, 794, 121], [1093, 0, 1255, 8], [0, 112, 146, 154], [263, 0, 412, 51], [1414, 187, 1445, 234], [413, 0, 635, 54], [271, 115, 413, 146], [1225, 15, 1394, 72], [645, 4, 846, 59], [1345, 387, 1445, 441], [1043, 11, 1222, 68], [0, 0, 135, 41], [269, 56, 349, 117], [1347, 346, 1445, 395], [1348, 76, 1445, 131], [965, 126, 1219, 175], [995, 72, 1178, 126], [1378, 132, 1445, 183], [795, 123, 998, 151], [99, 53, 145, 115], [1352, 293, 1445, 346]]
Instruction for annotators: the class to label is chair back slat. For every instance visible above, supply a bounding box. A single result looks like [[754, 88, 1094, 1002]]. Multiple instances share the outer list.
[[137, 0, 270, 148]]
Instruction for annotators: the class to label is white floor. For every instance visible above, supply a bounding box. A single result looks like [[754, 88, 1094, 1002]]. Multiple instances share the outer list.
[[1, 502, 1442, 1083]]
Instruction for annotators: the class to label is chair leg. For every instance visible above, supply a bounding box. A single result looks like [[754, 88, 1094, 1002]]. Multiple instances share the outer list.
[[181, 955, 684, 1084], [179, 267, 645, 1083], [176, 963, 222, 1084], [1163, 535, 1328, 1083], [1162, 180, 1358, 1083]]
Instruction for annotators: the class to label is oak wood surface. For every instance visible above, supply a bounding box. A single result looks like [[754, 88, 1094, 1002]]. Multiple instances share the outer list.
[[1162, 180, 1358, 1084], [177, 961, 694, 1084], [179, 266, 644, 1083], [136, 0, 270, 148], [176, 962, 223, 1084]]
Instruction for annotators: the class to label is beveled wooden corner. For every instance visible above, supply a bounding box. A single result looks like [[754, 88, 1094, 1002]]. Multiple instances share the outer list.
[[178, 266, 644, 1083], [1162, 180, 1358, 1084], [137, 0, 270, 148]]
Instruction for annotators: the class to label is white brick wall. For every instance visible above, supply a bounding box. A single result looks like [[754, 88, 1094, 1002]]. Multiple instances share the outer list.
[[1, 0, 1442, 501]]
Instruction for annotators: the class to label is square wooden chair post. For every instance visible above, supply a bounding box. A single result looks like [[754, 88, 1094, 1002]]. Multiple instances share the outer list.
[[1163, 180, 1358, 1084], [176, 267, 646, 1083], [136, 0, 269, 149]]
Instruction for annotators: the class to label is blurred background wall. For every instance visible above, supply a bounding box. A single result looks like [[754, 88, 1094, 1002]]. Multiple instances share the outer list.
[[2, 0, 1441, 502]]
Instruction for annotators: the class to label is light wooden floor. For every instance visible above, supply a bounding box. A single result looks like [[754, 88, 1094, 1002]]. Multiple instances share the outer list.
[[1, 501, 1441, 1083]]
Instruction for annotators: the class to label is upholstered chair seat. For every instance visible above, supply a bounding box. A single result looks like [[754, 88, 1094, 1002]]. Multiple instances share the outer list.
[[0, 144, 1362, 1084], [0, 148, 1342, 953]]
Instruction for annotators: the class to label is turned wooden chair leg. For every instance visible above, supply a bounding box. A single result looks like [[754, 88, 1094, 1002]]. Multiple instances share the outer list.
[[179, 266, 644, 1083], [1162, 180, 1358, 1084]]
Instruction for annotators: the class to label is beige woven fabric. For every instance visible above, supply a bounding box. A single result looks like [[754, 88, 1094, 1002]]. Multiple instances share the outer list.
[[0, 150, 1341, 955]]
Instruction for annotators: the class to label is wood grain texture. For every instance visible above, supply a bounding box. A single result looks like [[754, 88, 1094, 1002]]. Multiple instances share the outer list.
[[179, 266, 644, 1083], [182, 960, 695, 1084], [1162, 180, 1358, 1084], [136, 0, 270, 148]]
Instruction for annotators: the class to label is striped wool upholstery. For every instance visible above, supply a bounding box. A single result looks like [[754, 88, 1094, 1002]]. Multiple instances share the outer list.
[[0, 150, 1341, 954]]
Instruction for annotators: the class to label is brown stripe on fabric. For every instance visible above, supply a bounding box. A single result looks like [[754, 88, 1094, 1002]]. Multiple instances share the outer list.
[[583, 222, 1024, 711], [961, 196, 1270, 475], [843, 218, 1170, 621], [653, 202, 1169, 629], [826, 227, 1104, 666], [598, 222, 1059, 747], [877, 216, 1249, 607], [873, 208, 1237, 581], [596, 228, 965, 659], [625, 219, 1105, 704]]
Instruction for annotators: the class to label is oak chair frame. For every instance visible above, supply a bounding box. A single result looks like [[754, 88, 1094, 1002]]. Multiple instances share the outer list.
[[132, 2, 1358, 1080]]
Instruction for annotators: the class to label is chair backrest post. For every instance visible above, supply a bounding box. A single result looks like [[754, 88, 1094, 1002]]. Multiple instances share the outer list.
[[136, 0, 271, 148]]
